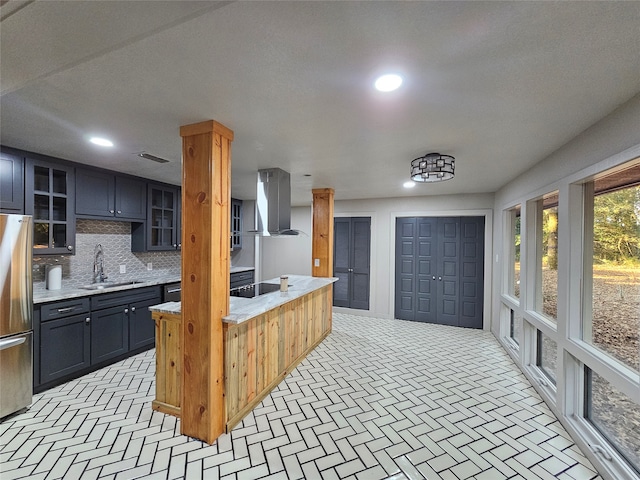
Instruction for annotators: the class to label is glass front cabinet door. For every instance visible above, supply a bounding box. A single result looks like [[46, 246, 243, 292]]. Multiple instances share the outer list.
[[25, 157, 75, 254], [147, 185, 178, 250]]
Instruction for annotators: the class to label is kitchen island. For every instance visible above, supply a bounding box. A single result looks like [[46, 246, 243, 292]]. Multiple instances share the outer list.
[[149, 275, 337, 431]]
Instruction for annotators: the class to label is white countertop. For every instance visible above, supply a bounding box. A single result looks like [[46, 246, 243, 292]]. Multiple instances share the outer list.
[[33, 267, 255, 304], [149, 275, 337, 325], [34, 275, 182, 304]]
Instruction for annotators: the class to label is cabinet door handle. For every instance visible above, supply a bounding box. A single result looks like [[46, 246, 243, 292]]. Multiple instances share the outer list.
[[117, 210, 122, 214], [67, 245, 74, 251], [124, 308, 129, 314], [131, 307, 136, 312], [109, 209, 115, 214], [85, 317, 90, 324], [57, 307, 74, 313], [438, 276, 442, 281], [432, 276, 436, 280], [173, 244, 177, 248]]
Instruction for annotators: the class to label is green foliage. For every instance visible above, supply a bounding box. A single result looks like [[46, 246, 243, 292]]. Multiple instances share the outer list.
[[593, 186, 640, 264], [543, 206, 558, 270]]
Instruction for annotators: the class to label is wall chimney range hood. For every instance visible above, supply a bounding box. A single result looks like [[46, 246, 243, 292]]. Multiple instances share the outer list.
[[253, 168, 301, 236]]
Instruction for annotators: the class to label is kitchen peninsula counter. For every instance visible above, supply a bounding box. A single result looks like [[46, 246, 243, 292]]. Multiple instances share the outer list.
[[149, 274, 337, 430], [149, 274, 336, 323]]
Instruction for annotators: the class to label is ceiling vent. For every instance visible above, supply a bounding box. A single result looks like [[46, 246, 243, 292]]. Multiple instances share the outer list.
[[136, 152, 170, 163]]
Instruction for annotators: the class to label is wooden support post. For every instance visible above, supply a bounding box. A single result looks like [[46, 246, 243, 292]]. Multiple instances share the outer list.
[[179, 120, 233, 443], [311, 188, 335, 277]]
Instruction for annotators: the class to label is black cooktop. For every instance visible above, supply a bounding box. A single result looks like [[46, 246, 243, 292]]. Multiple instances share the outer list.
[[230, 282, 280, 298]]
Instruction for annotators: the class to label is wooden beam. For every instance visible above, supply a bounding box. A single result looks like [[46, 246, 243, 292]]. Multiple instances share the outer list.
[[180, 120, 233, 443], [311, 188, 335, 277]]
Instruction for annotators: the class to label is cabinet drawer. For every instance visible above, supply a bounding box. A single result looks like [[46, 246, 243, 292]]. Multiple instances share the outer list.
[[230, 270, 254, 288], [90, 286, 161, 311], [40, 298, 90, 322]]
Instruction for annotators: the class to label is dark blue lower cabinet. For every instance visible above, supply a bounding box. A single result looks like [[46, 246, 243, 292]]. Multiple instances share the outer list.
[[36, 286, 162, 391], [129, 298, 158, 350], [90, 306, 129, 365], [40, 313, 91, 383]]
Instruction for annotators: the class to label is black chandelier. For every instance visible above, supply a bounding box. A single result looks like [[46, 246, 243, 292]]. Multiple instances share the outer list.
[[410, 153, 455, 182]]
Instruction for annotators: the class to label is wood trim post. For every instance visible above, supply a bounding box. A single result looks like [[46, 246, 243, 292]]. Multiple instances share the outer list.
[[179, 120, 233, 443], [312, 188, 335, 277]]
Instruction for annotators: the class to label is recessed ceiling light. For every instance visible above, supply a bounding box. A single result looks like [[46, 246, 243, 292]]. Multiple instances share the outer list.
[[403, 181, 416, 188], [375, 74, 403, 92], [89, 137, 114, 147]]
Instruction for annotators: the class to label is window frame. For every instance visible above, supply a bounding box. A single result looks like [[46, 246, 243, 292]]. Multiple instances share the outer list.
[[496, 146, 640, 480]]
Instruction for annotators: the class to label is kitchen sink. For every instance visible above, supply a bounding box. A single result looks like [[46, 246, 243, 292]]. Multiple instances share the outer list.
[[80, 280, 145, 290]]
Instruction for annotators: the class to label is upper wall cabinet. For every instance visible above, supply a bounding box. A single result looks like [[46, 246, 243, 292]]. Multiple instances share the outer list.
[[132, 183, 180, 251], [25, 156, 75, 254], [0, 148, 24, 213], [231, 198, 243, 250], [76, 168, 146, 220]]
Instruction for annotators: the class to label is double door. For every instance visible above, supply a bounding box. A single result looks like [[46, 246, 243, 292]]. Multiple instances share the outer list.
[[395, 216, 484, 328], [333, 217, 370, 310]]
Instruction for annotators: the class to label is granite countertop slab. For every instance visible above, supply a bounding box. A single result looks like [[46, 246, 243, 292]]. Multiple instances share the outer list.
[[34, 266, 255, 304], [33, 274, 182, 304], [149, 274, 337, 325], [146, 301, 181, 315]]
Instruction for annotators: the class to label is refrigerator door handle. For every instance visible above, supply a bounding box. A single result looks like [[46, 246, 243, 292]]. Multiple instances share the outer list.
[[0, 336, 27, 351]]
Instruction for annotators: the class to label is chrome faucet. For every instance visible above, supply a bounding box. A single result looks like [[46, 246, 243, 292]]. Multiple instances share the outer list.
[[93, 244, 107, 283]]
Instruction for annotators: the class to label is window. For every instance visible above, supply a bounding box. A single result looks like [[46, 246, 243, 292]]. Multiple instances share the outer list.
[[535, 192, 559, 323], [510, 309, 522, 346], [583, 162, 640, 374], [508, 205, 521, 299], [536, 330, 557, 385], [585, 368, 640, 473]]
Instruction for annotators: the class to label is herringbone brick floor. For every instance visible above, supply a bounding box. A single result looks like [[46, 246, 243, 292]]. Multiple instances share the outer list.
[[0, 313, 601, 479]]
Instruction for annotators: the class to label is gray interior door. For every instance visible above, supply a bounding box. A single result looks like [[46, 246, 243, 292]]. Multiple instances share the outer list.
[[333, 217, 370, 310], [395, 216, 484, 329], [459, 217, 485, 328], [396, 218, 437, 322], [436, 217, 460, 326]]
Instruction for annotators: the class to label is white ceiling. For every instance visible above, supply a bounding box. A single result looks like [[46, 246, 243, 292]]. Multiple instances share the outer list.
[[1, 1, 639, 205]]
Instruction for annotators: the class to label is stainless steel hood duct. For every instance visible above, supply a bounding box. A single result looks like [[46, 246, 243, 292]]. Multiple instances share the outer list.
[[254, 168, 301, 236]]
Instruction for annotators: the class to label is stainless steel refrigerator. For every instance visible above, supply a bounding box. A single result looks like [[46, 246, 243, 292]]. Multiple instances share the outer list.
[[0, 214, 33, 418]]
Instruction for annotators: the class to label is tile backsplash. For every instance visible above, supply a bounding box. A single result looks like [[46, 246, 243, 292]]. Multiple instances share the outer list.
[[33, 219, 181, 291]]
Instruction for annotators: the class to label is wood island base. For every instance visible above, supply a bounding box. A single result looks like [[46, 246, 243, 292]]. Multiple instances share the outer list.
[[151, 283, 333, 433]]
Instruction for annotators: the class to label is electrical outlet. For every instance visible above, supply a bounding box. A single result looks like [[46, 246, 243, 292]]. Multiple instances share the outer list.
[[119, 265, 126, 274], [147, 263, 153, 271], [314, 258, 320, 267]]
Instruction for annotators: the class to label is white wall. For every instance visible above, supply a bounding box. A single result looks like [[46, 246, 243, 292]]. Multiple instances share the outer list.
[[258, 206, 313, 281], [491, 93, 640, 335], [334, 194, 494, 323], [260, 193, 495, 323]]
